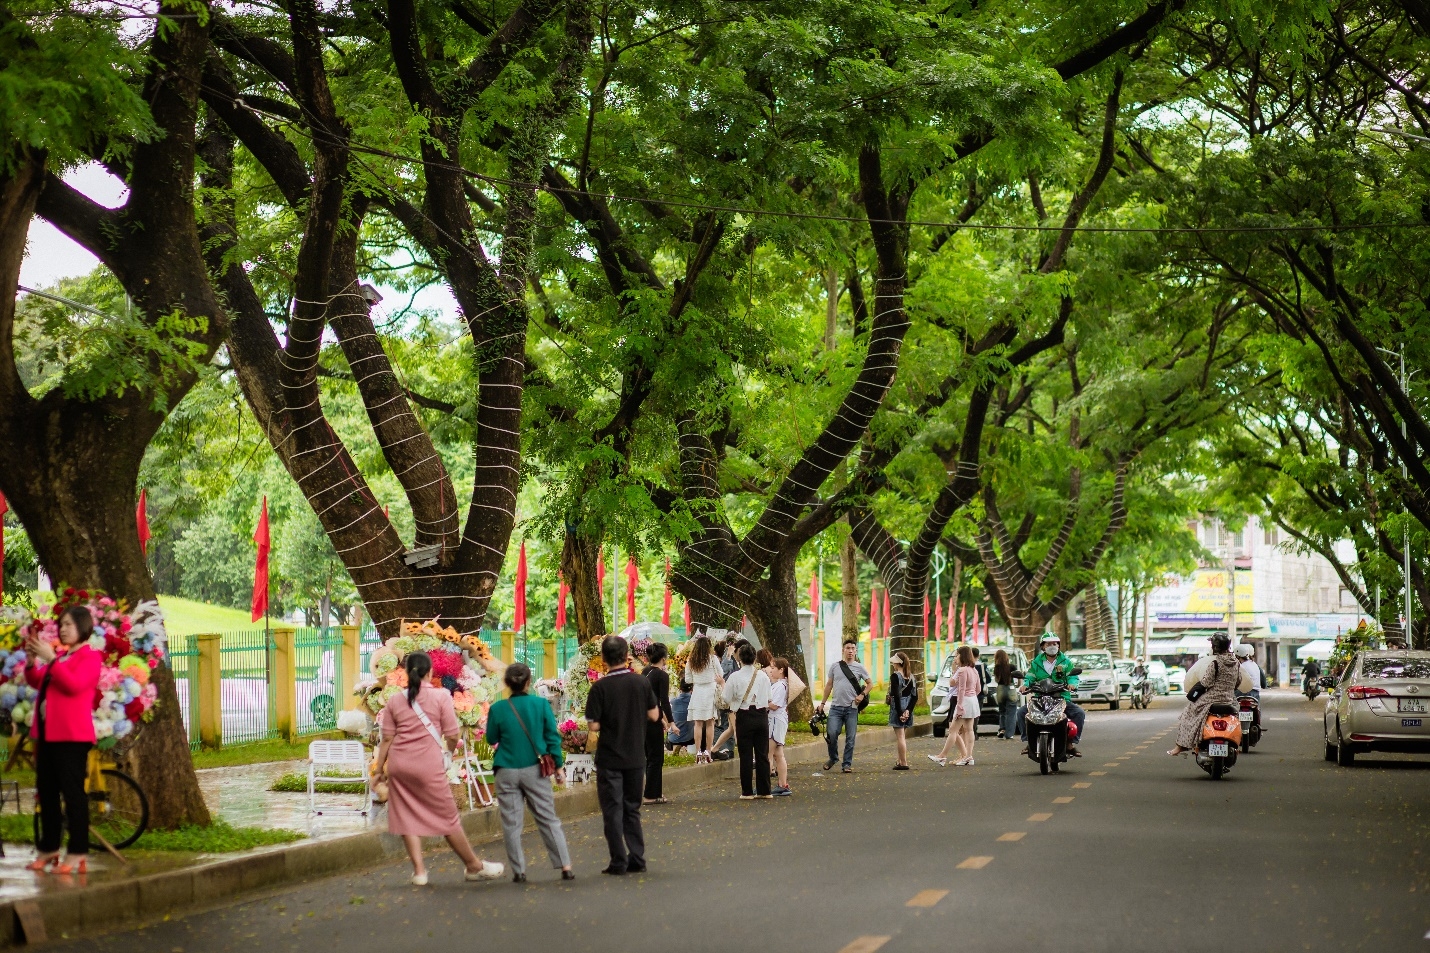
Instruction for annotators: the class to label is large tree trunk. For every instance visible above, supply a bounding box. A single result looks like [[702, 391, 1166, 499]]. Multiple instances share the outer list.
[[840, 531, 860, 646], [561, 528, 606, 644], [748, 548, 815, 724]]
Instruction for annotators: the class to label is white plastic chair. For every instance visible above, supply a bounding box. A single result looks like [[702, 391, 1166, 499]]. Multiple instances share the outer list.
[[307, 740, 373, 822], [453, 741, 494, 810]]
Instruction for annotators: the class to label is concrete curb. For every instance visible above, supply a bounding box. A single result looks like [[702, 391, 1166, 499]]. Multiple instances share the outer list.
[[2, 719, 929, 946]]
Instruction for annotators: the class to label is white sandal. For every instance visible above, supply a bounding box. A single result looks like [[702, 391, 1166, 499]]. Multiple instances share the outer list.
[[927, 754, 946, 766]]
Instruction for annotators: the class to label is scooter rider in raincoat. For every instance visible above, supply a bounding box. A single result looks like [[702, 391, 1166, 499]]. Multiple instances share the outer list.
[[1019, 634, 1087, 757]]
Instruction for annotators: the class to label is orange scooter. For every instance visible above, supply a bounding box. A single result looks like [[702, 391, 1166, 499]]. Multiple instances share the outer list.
[[1195, 703, 1243, 780]]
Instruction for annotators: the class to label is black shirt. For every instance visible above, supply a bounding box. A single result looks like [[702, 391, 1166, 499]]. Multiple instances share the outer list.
[[585, 668, 659, 770], [644, 666, 673, 723]]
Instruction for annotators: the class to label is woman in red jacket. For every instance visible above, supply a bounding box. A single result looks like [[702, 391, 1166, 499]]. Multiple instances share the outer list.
[[25, 605, 102, 873]]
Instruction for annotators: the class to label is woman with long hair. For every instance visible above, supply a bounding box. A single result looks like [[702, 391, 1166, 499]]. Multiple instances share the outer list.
[[25, 605, 103, 873], [485, 663, 573, 882], [887, 652, 917, 770], [373, 651, 503, 885], [767, 657, 791, 796], [929, 646, 981, 766], [993, 648, 1018, 739], [684, 634, 723, 763]]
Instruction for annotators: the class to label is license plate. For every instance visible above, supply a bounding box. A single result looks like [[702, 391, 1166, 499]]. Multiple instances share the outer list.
[[1208, 742, 1230, 757], [1238, 711, 1252, 721], [1399, 698, 1427, 713], [1404, 719, 1423, 728]]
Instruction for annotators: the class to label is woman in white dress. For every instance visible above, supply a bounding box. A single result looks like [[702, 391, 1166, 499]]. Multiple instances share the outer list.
[[685, 636, 723, 763], [767, 657, 791, 796]]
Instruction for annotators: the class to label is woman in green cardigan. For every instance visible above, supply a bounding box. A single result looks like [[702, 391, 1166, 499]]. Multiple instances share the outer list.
[[485, 663, 574, 883]]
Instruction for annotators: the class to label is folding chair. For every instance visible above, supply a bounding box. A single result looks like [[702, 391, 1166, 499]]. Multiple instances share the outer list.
[[453, 741, 494, 810], [307, 740, 373, 822]]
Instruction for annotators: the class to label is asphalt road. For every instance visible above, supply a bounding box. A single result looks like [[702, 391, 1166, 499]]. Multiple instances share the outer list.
[[58, 690, 1430, 953]]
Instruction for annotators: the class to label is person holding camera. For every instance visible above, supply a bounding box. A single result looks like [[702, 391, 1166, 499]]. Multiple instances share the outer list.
[[815, 639, 870, 773]]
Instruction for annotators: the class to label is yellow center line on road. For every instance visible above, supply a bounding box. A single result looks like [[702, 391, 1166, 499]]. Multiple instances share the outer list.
[[1073, 782, 1092, 789], [1116, 756, 1131, 760], [837, 937, 891, 953], [1053, 796, 1075, 804], [1028, 813, 1053, 822], [997, 832, 1026, 841], [1089, 771, 1107, 776], [957, 856, 994, 869], [906, 890, 948, 908], [1103, 762, 1120, 767]]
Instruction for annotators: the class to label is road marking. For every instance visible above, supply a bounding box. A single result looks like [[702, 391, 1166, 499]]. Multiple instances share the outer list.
[[1089, 771, 1107, 776], [1103, 762, 1120, 767], [1073, 782, 1092, 789], [957, 856, 994, 869], [997, 832, 1026, 841], [1271, 717, 1289, 721], [1117, 756, 1131, 760], [906, 890, 947, 908], [1053, 796, 1075, 804], [837, 937, 891, 953], [1028, 813, 1053, 822]]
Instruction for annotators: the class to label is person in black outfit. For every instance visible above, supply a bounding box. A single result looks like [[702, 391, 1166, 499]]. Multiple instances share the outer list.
[[585, 636, 660, 875], [642, 642, 674, 804]]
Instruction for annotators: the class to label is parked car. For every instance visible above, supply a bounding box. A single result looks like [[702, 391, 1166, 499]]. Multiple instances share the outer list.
[[1165, 665, 1186, 694], [1147, 660, 1171, 695], [1113, 659, 1137, 697], [1065, 649, 1121, 709], [1323, 650, 1430, 766], [929, 645, 1029, 737]]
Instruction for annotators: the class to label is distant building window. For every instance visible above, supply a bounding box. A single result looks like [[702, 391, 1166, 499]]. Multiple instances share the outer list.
[[1263, 527, 1278, 546]]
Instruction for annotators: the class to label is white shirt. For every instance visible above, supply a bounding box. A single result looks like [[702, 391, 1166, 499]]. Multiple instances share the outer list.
[[1187, 655, 1254, 693], [1239, 660, 1262, 690], [722, 664, 771, 711]]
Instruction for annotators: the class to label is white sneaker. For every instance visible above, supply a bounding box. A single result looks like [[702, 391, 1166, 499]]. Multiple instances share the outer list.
[[411, 872, 428, 886], [466, 860, 504, 881]]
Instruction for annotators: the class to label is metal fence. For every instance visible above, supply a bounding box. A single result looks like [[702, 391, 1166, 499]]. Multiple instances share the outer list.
[[293, 627, 345, 736]]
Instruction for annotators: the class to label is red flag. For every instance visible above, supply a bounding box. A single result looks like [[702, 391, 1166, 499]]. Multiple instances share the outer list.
[[869, 589, 879, 639], [514, 541, 528, 632], [662, 560, 673, 626], [597, 553, 606, 592], [934, 597, 943, 642], [624, 558, 638, 626], [556, 572, 568, 631], [136, 489, 151, 557], [922, 594, 929, 639], [808, 575, 820, 614], [882, 589, 891, 639], [683, 599, 691, 630], [947, 597, 956, 641], [959, 602, 967, 641], [0, 491, 7, 606], [250, 496, 270, 622], [982, 606, 990, 644]]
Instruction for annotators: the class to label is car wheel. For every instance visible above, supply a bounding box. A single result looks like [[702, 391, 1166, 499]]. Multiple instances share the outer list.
[[1335, 723, 1355, 766], [1109, 699, 1120, 711], [1323, 739, 1336, 762]]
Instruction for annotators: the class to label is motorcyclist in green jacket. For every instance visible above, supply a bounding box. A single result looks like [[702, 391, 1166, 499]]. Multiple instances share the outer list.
[[1018, 634, 1086, 755]]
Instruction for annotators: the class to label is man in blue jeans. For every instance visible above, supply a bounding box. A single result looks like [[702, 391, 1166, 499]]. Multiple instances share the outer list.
[[815, 640, 871, 773]]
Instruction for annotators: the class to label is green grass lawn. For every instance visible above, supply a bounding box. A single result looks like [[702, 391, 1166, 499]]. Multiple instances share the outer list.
[[0, 814, 304, 853], [33, 592, 265, 636]]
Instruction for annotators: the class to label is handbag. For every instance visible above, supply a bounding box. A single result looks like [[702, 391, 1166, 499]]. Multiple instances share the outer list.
[[409, 695, 453, 772], [840, 661, 871, 712], [509, 699, 558, 779]]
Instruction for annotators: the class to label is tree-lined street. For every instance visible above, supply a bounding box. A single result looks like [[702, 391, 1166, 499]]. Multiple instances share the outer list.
[[57, 693, 1430, 953]]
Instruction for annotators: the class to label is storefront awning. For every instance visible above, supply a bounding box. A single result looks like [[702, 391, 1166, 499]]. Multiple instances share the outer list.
[[1296, 638, 1335, 660], [1146, 639, 1183, 655]]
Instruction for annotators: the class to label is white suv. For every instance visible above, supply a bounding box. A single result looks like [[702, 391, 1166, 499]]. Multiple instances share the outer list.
[[1065, 649, 1122, 710]]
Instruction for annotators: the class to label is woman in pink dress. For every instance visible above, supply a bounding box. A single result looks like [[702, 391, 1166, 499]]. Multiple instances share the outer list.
[[373, 652, 504, 886], [928, 646, 982, 767]]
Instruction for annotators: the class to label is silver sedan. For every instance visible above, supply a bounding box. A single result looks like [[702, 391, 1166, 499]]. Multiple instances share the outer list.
[[1324, 650, 1430, 766]]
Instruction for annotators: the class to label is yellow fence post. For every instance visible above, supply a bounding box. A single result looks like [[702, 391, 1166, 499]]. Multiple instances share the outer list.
[[271, 625, 298, 743], [196, 633, 222, 750], [542, 640, 558, 679], [500, 630, 515, 665], [340, 625, 361, 710]]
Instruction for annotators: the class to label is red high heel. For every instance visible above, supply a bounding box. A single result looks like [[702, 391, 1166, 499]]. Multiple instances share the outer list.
[[54, 857, 87, 875], [25, 853, 60, 873]]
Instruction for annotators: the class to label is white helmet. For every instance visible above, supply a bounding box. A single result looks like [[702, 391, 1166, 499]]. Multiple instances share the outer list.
[[1038, 633, 1061, 647], [1235, 643, 1254, 659]]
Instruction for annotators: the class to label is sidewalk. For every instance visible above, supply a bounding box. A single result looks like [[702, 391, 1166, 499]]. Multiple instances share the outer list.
[[0, 721, 929, 946]]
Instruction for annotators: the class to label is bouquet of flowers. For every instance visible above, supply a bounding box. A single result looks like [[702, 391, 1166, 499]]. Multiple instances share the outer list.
[[560, 639, 609, 714], [353, 619, 505, 736], [557, 718, 589, 754], [0, 588, 166, 751]]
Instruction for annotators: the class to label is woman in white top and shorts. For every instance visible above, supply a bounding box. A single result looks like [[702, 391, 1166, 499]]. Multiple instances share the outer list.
[[767, 657, 791, 796], [685, 635, 723, 763], [930, 645, 981, 766]]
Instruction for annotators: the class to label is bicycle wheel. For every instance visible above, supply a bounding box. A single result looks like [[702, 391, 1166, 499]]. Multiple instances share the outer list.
[[90, 768, 148, 849]]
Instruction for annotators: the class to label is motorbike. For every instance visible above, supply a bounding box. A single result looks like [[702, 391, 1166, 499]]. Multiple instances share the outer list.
[[1194, 703, 1243, 780], [1303, 676, 1321, 702], [1130, 670, 1153, 710], [1236, 694, 1262, 752], [1024, 674, 1079, 775]]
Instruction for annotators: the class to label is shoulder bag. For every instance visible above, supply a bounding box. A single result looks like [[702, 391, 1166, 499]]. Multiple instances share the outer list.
[[409, 694, 453, 771], [508, 699, 558, 778], [840, 661, 871, 712]]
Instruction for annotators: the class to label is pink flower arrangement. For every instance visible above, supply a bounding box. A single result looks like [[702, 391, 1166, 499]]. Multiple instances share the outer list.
[[558, 719, 581, 733], [452, 690, 475, 713]]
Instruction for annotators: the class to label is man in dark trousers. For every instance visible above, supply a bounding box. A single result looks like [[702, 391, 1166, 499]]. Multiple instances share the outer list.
[[585, 636, 660, 875], [642, 642, 674, 804]]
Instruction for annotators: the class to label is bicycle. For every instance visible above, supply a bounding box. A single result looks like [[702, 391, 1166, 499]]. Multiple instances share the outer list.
[[31, 748, 150, 852]]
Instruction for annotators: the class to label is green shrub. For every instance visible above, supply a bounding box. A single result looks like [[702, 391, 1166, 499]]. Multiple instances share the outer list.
[[0, 815, 304, 853], [270, 772, 367, 794]]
